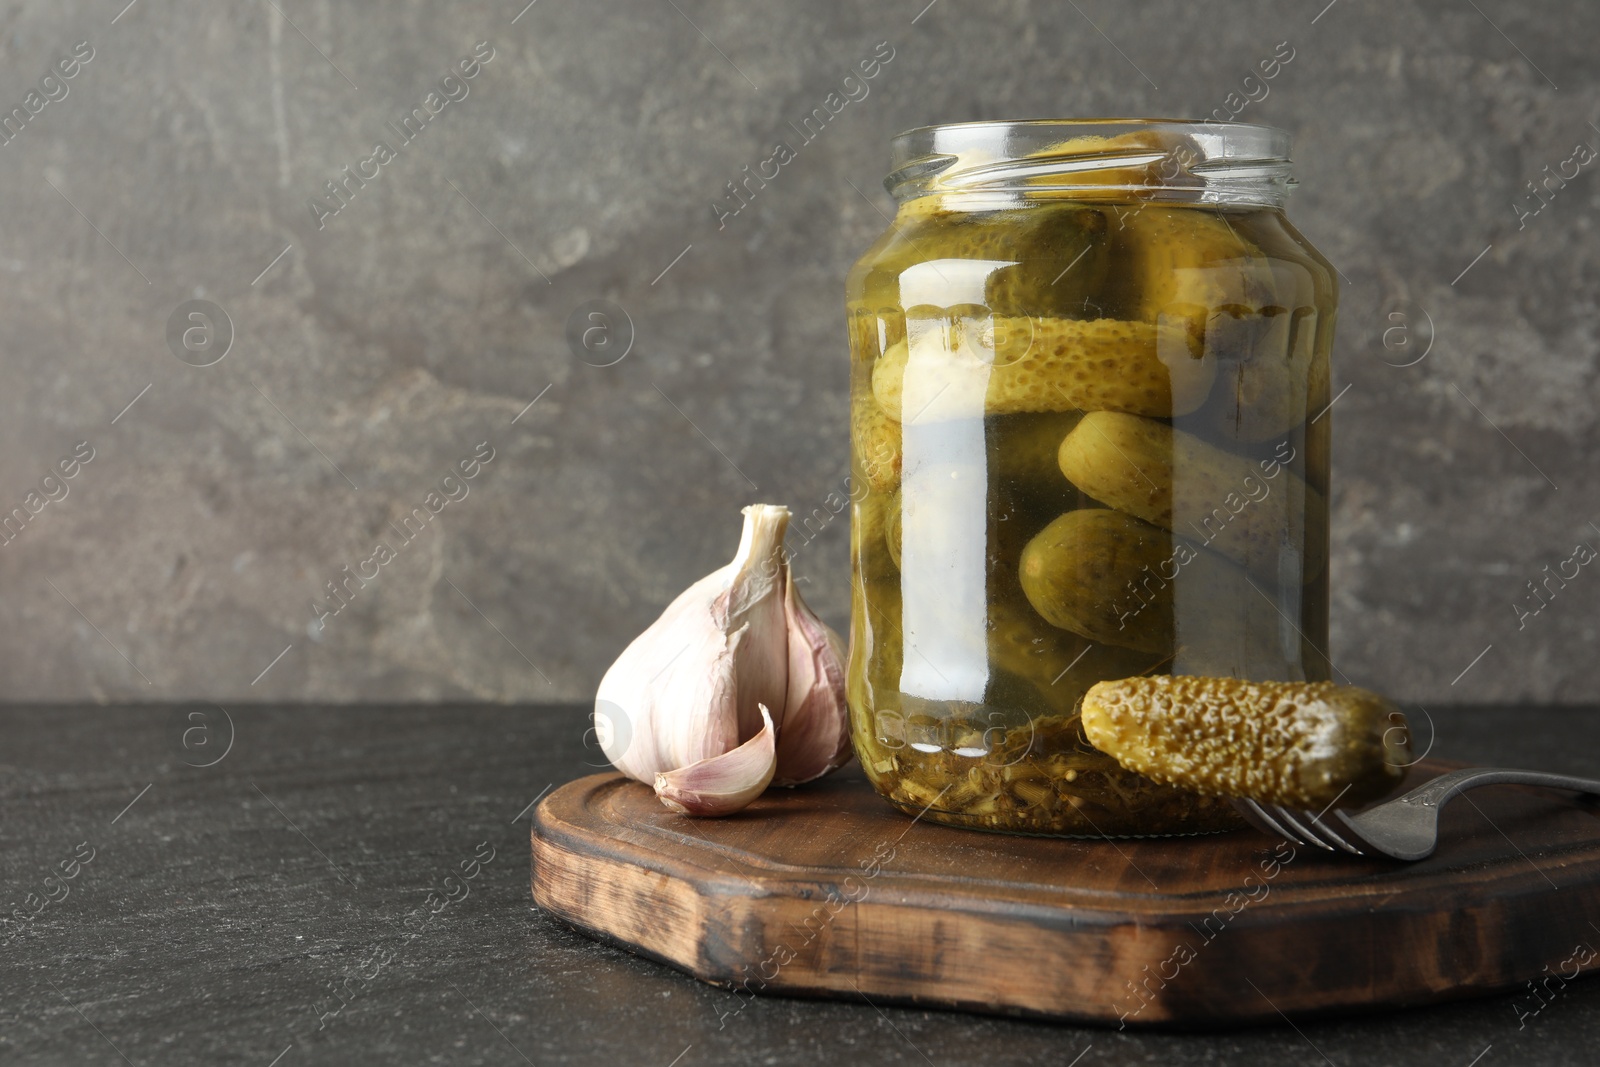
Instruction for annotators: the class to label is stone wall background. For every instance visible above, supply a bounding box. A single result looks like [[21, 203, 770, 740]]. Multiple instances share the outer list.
[[0, 0, 1596, 705]]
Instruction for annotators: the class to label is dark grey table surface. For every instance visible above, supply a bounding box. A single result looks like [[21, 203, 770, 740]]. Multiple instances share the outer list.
[[3, 704, 1598, 1067]]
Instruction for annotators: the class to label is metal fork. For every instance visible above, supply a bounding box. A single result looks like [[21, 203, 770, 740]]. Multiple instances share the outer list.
[[1231, 767, 1600, 861]]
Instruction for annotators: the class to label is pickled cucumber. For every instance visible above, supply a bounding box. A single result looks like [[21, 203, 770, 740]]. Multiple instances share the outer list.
[[1026, 128, 1181, 198], [1017, 506, 1296, 670], [853, 379, 903, 493], [884, 488, 902, 568], [871, 315, 1212, 421], [1189, 295, 1319, 445], [862, 202, 1112, 319], [1102, 205, 1276, 347], [1057, 411, 1326, 583], [1017, 508, 1181, 653], [852, 491, 900, 587], [987, 594, 1162, 716], [1184, 214, 1340, 445], [1081, 676, 1410, 808]]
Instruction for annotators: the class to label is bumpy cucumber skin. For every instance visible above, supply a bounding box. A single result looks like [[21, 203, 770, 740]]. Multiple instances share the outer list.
[[1081, 676, 1410, 809]]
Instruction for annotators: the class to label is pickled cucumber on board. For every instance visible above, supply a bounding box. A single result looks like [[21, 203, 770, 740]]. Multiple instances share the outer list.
[[871, 315, 1213, 422], [1057, 411, 1326, 583], [1081, 676, 1410, 808]]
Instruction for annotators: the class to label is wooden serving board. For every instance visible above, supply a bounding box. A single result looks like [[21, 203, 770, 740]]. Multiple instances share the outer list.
[[530, 760, 1600, 1027]]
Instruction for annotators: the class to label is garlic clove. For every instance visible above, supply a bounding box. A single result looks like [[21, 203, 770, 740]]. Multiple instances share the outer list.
[[772, 572, 854, 786], [655, 704, 777, 816], [595, 504, 791, 784], [714, 505, 791, 744]]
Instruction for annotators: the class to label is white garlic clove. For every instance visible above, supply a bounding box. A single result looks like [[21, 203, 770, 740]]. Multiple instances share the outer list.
[[772, 571, 853, 786], [655, 704, 776, 816], [715, 505, 791, 744], [595, 505, 791, 784]]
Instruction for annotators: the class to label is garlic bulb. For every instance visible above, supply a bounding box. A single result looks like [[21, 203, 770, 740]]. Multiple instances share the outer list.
[[594, 504, 852, 815]]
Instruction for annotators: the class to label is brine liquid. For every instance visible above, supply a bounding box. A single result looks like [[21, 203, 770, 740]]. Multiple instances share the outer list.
[[846, 200, 1334, 836]]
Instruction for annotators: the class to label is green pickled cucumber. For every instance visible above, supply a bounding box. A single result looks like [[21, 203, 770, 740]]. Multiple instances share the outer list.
[[872, 314, 1212, 422], [1184, 260, 1325, 445], [1082, 676, 1409, 808], [1017, 506, 1291, 668], [987, 593, 1164, 717], [852, 492, 900, 587], [1018, 509, 1179, 653], [1057, 411, 1326, 584], [1102, 204, 1276, 345], [884, 488, 902, 569], [857, 201, 1112, 320], [853, 382, 902, 493]]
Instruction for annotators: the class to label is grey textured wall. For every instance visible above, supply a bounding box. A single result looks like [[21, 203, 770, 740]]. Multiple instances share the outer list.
[[0, 0, 1595, 705]]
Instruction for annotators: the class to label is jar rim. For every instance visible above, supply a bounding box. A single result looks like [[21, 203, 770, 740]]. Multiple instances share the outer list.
[[886, 118, 1296, 209], [891, 117, 1290, 140]]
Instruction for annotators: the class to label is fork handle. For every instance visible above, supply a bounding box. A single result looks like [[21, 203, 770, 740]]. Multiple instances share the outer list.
[[1397, 767, 1600, 809]]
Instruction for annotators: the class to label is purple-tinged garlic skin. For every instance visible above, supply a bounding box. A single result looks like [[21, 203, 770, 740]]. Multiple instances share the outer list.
[[593, 503, 855, 814], [655, 705, 777, 816], [594, 505, 790, 785], [773, 572, 852, 786]]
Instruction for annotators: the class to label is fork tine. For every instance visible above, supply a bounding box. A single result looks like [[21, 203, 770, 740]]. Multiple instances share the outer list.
[[1321, 810, 1371, 855], [1299, 808, 1366, 855], [1233, 798, 1307, 846], [1269, 806, 1336, 851]]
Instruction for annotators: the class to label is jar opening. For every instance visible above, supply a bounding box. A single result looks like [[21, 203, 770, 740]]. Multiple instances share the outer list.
[[886, 119, 1295, 209]]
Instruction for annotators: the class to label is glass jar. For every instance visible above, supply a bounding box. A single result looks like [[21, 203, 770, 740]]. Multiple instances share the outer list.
[[845, 120, 1335, 836]]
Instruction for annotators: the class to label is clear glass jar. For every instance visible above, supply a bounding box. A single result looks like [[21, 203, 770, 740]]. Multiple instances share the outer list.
[[845, 120, 1336, 836]]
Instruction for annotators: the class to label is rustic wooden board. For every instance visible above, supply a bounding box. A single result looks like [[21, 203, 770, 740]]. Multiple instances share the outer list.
[[530, 760, 1600, 1027]]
